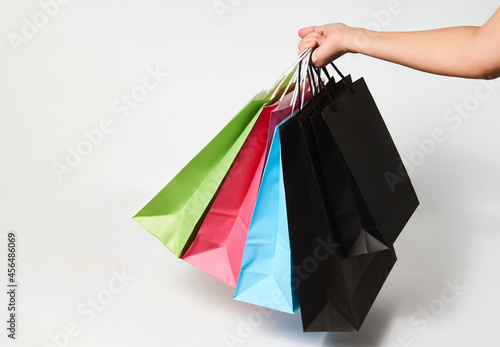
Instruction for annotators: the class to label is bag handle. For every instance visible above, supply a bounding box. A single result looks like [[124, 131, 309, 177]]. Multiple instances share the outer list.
[[306, 48, 356, 113], [306, 51, 337, 112], [291, 51, 311, 116], [263, 48, 312, 101], [306, 58, 320, 112], [309, 47, 353, 90]]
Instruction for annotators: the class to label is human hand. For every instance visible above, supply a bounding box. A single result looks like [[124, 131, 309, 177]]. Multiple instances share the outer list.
[[298, 23, 350, 67]]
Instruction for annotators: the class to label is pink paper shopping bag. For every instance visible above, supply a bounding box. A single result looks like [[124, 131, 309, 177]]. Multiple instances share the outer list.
[[182, 85, 312, 287], [182, 102, 278, 287]]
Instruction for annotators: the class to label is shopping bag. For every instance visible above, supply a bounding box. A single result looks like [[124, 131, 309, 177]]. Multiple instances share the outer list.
[[132, 71, 294, 258], [280, 106, 397, 331], [233, 127, 299, 314], [182, 101, 279, 288], [182, 83, 312, 287], [279, 59, 397, 331], [264, 82, 312, 163], [316, 71, 419, 257], [310, 113, 390, 256]]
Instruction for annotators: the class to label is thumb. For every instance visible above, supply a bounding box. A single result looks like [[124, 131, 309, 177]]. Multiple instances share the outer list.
[[311, 44, 329, 68]]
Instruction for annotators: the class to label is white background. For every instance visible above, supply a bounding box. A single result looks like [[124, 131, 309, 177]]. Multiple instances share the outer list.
[[1, 0, 500, 346]]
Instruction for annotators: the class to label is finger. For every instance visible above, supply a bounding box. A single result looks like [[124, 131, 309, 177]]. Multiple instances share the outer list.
[[298, 32, 324, 56], [298, 31, 323, 46], [311, 49, 322, 67], [311, 46, 332, 68], [298, 38, 319, 50], [298, 37, 321, 55], [298, 25, 323, 38], [298, 26, 314, 38]]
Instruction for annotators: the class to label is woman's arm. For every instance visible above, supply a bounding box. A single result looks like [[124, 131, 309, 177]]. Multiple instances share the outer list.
[[298, 6, 500, 79]]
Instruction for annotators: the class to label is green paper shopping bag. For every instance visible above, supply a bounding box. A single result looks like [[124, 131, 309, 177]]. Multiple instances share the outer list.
[[133, 71, 296, 258]]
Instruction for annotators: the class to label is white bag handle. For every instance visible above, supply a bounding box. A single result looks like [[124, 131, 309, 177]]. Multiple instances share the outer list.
[[289, 49, 312, 118], [265, 48, 312, 101]]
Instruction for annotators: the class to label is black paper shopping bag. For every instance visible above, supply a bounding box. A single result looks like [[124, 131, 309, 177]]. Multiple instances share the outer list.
[[316, 73, 419, 257], [279, 61, 397, 331], [280, 110, 397, 332]]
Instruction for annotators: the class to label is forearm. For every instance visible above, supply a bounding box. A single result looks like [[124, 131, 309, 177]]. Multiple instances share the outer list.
[[343, 26, 500, 79], [298, 7, 500, 79]]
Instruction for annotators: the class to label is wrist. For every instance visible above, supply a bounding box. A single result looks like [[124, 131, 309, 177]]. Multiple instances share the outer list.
[[342, 26, 366, 54]]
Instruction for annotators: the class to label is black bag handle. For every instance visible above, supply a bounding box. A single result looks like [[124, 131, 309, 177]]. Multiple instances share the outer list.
[[298, 47, 352, 113], [308, 51, 337, 112], [298, 55, 303, 110], [310, 47, 353, 91], [308, 48, 359, 113], [306, 60, 320, 112]]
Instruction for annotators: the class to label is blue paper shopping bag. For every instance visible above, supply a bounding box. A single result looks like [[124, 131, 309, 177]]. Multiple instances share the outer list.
[[233, 127, 299, 314]]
